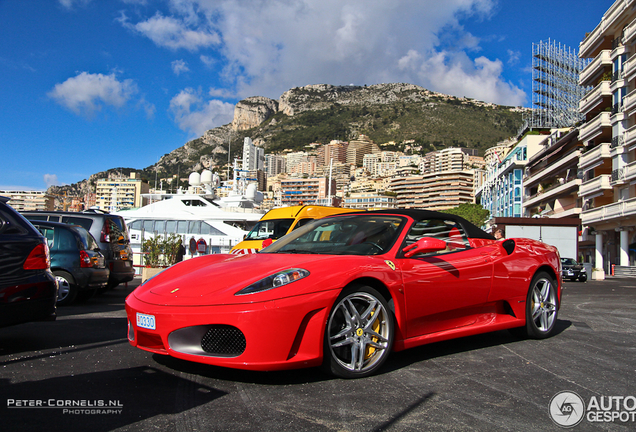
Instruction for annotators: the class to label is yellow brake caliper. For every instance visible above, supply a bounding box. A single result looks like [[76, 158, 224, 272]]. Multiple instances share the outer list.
[[365, 309, 380, 359]]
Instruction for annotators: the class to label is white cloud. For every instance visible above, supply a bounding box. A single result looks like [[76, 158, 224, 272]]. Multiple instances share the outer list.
[[58, 0, 91, 9], [120, 12, 220, 51], [169, 88, 234, 136], [171, 59, 190, 75], [48, 72, 138, 116], [43, 174, 61, 188], [121, 0, 524, 105]]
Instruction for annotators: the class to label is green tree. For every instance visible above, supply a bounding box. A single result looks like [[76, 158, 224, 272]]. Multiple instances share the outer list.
[[445, 203, 490, 228]]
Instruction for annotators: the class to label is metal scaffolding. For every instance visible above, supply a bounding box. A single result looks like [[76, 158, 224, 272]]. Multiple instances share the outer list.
[[523, 39, 591, 129]]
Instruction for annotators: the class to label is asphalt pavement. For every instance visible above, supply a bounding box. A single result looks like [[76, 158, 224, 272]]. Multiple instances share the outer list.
[[1, 276, 635, 431]]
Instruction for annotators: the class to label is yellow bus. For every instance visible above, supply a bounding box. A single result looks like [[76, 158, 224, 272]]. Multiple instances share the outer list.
[[230, 205, 359, 254]]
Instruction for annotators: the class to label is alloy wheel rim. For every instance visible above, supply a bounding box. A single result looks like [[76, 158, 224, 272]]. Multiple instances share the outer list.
[[328, 292, 390, 373], [56, 276, 70, 301], [531, 278, 557, 331]]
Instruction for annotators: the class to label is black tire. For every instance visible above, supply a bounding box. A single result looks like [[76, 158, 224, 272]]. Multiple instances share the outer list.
[[54, 271, 78, 306], [523, 271, 559, 339], [323, 286, 394, 378], [578, 275, 587, 282]]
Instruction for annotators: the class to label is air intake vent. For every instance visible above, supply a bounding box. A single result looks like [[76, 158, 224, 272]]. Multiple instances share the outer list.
[[201, 325, 246, 356]]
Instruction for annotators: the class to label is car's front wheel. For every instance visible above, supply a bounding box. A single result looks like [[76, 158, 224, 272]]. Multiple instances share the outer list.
[[525, 271, 559, 338], [323, 286, 394, 378], [54, 271, 77, 306]]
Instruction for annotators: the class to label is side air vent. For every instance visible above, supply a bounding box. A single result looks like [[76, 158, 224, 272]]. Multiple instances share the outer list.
[[502, 239, 515, 255]]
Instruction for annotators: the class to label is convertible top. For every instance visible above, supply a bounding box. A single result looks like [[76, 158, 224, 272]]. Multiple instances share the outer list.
[[352, 209, 495, 241]]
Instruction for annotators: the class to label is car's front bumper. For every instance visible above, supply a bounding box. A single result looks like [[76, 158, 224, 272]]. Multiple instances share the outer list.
[[125, 289, 339, 371]]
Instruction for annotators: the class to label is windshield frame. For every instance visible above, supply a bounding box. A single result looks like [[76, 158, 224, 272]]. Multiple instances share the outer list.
[[260, 214, 407, 256]]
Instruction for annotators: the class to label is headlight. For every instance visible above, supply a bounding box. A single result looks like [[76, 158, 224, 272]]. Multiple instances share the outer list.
[[235, 268, 309, 295], [580, 267, 586, 273]]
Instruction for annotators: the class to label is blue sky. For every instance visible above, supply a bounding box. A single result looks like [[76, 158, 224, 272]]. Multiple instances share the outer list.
[[0, 0, 614, 191]]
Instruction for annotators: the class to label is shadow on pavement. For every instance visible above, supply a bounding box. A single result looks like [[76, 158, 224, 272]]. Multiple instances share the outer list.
[[0, 366, 226, 432], [0, 317, 128, 359]]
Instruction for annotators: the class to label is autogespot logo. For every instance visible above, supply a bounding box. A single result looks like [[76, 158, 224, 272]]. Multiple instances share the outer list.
[[549, 391, 585, 428]]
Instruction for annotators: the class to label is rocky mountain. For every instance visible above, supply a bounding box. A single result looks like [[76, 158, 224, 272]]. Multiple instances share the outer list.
[[52, 83, 526, 195]]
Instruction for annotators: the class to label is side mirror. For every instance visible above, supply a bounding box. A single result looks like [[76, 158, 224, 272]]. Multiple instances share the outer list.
[[402, 237, 447, 258]]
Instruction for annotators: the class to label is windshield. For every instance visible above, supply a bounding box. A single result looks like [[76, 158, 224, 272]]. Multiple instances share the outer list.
[[561, 258, 578, 266], [245, 218, 294, 241], [261, 215, 405, 255]]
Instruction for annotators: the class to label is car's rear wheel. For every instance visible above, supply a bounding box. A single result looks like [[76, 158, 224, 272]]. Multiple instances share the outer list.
[[323, 286, 394, 378], [524, 271, 558, 338], [54, 271, 77, 306]]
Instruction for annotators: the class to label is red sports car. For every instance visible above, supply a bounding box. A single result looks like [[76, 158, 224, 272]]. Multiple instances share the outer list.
[[126, 210, 561, 378]]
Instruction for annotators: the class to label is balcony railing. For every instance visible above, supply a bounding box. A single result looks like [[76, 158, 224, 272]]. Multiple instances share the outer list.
[[612, 168, 625, 183], [624, 160, 636, 183], [625, 53, 636, 82], [625, 124, 636, 150], [579, 80, 611, 115], [579, 143, 611, 171], [624, 88, 636, 117], [579, 112, 612, 144], [611, 135, 625, 149], [523, 179, 582, 208], [581, 197, 636, 225], [578, 174, 612, 198], [579, 50, 612, 86]]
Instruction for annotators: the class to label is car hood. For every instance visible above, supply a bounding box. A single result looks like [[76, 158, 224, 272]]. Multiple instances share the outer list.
[[132, 252, 385, 306]]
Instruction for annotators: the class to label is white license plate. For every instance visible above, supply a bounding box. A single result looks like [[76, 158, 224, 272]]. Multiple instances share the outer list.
[[136, 313, 156, 330]]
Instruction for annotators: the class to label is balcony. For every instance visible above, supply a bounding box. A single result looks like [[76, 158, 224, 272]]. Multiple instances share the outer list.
[[625, 160, 636, 183], [578, 112, 612, 144], [579, 81, 611, 116], [578, 174, 612, 198], [625, 124, 636, 150], [523, 179, 582, 209], [580, 0, 633, 58], [625, 89, 636, 118], [581, 197, 636, 225], [579, 50, 612, 86], [625, 53, 636, 82], [625, 17, 636, 44], [525, 150, 581, 187], [612, 168, 626, 185], [579, 143, 611, 171]]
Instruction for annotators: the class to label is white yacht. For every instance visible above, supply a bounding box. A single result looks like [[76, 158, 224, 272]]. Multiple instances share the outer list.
[[114, 166, 264, 265]]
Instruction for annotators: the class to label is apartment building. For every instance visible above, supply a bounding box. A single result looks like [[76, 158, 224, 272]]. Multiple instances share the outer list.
[[346, 135, 381, 166], [0, 190, 54, 211], [476, 135, 545, 228], [265, 154, 286, 177], [242, 137, 265, 171], [343, 192, 397, 209], [578, 0, 636, 275], [280, 178, 336, 206], [389, 171, 474, 211], [420, 147, 479, 174], [95, 173, 149, 211], [317, 140, 348, 166], [523, 128, 583, 219]]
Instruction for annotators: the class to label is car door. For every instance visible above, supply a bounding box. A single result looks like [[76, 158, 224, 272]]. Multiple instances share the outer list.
[[399, 218, 493, 338]]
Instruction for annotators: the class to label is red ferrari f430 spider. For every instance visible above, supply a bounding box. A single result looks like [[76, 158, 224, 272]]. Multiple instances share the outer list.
[[126, 210, 561, 378]]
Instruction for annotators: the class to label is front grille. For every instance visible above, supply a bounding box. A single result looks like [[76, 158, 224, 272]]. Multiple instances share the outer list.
[[201, 325, 246, 356]]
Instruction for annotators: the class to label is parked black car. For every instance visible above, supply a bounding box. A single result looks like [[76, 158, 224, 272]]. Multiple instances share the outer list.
[[21, 210, 134, 289], [29, 220, 110, 306], [0, 197, 57, 327], [561, 257, 587, 282]]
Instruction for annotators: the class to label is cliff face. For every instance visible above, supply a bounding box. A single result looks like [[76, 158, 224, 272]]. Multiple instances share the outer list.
[[231, 96, 279, 131], [278, 83, 433, 116], [51, 82, 524, 196]]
